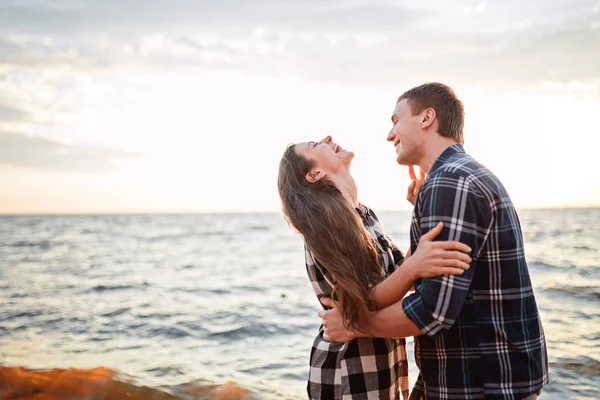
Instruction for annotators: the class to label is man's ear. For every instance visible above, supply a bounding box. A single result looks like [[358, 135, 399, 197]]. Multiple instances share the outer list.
[[422, 108, 436, 129], [306, 169, 326, 183]]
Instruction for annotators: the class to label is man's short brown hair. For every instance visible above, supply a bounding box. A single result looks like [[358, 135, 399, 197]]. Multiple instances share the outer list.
[[398, 82, 465, 144]]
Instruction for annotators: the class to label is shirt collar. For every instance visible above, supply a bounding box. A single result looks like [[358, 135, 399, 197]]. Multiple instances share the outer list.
[[428, 143, 465, 176], [354, 203, 368, 219]]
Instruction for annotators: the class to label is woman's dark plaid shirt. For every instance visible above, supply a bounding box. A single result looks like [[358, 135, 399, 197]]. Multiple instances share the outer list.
[[402, 144, 549, 399], [305, 204, 409, 400]]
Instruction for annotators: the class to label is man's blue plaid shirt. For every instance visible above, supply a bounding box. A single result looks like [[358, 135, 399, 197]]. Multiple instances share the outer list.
[[402, 144, 549, 400]]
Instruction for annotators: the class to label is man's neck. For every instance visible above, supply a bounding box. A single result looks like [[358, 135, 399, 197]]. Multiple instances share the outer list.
[[419, 137, 460, 174]]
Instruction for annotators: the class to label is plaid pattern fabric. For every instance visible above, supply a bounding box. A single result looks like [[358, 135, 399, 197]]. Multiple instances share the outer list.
[[305, 204, 409, 399], [402, 144, 549, 399]]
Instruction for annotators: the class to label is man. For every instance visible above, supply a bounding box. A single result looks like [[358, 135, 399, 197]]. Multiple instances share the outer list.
[[319, 83, 549, 399]]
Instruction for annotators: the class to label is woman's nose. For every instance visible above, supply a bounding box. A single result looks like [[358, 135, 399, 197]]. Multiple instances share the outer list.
[[323, 135, 332, 144]]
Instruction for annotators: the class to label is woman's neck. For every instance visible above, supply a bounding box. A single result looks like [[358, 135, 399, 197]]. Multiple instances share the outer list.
[[330, 172, 359, 208]]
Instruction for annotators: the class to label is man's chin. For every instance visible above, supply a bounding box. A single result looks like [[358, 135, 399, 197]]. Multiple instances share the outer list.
[[396, 155, 409, 166]]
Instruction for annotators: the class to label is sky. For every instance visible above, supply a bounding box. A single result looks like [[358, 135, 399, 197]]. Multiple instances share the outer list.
[[0, 0, 599, 214]]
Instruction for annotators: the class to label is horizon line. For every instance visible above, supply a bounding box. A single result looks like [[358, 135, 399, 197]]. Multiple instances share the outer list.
[[1, 204, 600, 217]]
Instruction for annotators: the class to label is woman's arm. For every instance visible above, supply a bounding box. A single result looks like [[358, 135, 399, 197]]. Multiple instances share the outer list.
[[370, 257, 419, 309], [369, 222, 472, 310], [403, 247, 414, 292]]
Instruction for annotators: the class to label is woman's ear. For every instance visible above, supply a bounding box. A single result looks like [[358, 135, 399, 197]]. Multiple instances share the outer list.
[[306, 169, 326, 183]]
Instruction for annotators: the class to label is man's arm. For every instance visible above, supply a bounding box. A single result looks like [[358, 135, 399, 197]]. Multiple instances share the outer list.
[[320, 221, 472, 341], [319, 172, 492, 342], [401, 171, 494, 338], [320, 297, 422, 341], [369, 223, 471, 310], [319, 172, 494, 342], [370, 301, 423, 337]]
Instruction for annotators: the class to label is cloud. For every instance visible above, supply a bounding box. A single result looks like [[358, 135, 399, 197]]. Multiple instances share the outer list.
[[0, 130, 140, 172], [236, 16, 600, 91], [0, 0, 598, 126], [0, 104, 30, 122], [2, 18, 598, 86], [0, 0, 422, 36], [0, 35, 245, 74], [0, 69, 84, 132]]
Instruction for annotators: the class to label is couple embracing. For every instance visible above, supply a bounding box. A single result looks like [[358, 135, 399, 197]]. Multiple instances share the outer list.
[[277, 83, 549, 400]]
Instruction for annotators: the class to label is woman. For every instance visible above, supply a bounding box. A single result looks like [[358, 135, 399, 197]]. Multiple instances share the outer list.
[[277, 136, 471, 400]]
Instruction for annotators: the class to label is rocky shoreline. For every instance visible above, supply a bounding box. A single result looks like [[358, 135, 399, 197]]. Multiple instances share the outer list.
[[0, 366, 254, 400]]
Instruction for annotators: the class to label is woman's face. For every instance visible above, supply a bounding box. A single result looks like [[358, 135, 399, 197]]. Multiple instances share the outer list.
[[294, 136, 354, 178]]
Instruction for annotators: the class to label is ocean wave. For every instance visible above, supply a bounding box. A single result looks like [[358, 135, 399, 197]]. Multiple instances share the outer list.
[[240, 362, 293, 374], [529, 260, 562, 269], [139, 231, 232, 242], [146, 365, 187, 377], [89, 335, 113, 342], [247, 225, 270, 232], [543, 284, 600, 300], [1, 309, 45, 320], [582, 332, 600, 341], [8, 240, 57, 249], [136, 311, 185, 320], [173, 287, 230, 295], [114, 343, 145, 351], [542, 228, 586, 237], [177, 321, 206, 333], [101, 307, 131, 317], [145, 326, 196, 339], [86, 284, 146, 293], [207, 322, 291, 340], [551, 356, 600, 375], [0, 324, 27, 335], [9, 292, 29, 298], [529, 261, 600, 277], [1, 316, 66, 334], [143, 233, 192, 242], [574, 245, 595, 251]]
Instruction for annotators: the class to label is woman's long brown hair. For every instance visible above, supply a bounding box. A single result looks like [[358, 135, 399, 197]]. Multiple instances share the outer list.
[[277, 144, 383, 332]]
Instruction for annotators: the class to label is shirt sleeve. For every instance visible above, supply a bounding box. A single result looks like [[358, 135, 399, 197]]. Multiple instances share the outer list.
[[364, 206, 405, 268], [304, 245, 334, 309], [402, 172, 495, 338], [387, 237, 405, 268]]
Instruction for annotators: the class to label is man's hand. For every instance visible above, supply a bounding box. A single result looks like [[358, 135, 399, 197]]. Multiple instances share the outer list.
[[406, 165, 426, 206], [317, 298, 356, 343]]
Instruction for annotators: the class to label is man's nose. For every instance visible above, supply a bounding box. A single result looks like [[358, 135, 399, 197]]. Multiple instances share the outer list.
[[387, 129, 395, 142]]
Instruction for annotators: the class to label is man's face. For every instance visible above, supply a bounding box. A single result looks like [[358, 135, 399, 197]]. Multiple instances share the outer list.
[[387, 99, 423, 166]]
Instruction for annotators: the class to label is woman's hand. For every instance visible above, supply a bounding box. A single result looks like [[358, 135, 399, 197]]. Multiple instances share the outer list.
[[318, 298, 361, 343], [406, 165, 425, 206], [407, 222, 472, 279]]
